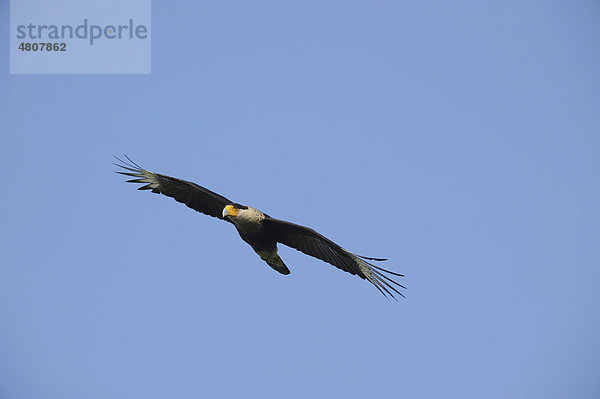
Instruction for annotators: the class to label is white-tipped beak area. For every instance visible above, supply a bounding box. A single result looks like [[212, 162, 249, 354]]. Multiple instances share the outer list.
[[223, 204, 238, 218]]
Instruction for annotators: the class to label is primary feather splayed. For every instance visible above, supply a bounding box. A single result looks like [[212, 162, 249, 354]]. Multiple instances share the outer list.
[[115, 155, 405, 299]]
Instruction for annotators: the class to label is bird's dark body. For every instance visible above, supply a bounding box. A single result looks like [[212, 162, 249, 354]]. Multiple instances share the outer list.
[[236, 224, 277, 253]]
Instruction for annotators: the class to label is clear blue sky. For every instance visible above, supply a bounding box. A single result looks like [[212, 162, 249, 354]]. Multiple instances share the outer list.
[[1, 2, 599, 398]]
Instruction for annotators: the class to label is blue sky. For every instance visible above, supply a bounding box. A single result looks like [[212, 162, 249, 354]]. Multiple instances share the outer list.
[[1, 1, 599, 398]]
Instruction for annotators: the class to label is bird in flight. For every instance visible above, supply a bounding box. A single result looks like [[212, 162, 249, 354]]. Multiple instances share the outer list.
[[115, 156, 405, 299]]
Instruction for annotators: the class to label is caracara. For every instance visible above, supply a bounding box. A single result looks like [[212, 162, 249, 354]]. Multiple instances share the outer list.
[[115, 156, 405, 299]]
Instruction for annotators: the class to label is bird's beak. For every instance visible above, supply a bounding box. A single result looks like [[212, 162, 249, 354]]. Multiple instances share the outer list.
[[223, 204, 238, 218]]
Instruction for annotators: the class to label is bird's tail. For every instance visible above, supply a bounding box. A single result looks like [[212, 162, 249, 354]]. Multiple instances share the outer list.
[[255, 249, 291, 275], [266, 254, 291, 275]]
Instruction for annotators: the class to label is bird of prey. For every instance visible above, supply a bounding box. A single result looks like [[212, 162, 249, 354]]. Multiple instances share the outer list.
[[115, 156, 405, 299]]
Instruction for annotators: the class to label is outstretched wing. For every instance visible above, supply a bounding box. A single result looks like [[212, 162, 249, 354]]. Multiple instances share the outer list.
[[263, 217, 405, 299], [114, 155, 232, 220]]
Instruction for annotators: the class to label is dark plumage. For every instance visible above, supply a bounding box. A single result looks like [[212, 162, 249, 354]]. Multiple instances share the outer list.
[[115, 155, 405, 299]]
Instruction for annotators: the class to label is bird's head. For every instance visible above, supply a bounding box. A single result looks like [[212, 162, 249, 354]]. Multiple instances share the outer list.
[[222, 204, 247, 219]]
